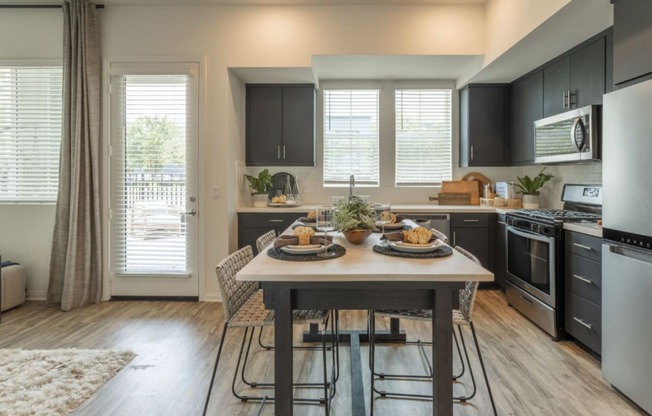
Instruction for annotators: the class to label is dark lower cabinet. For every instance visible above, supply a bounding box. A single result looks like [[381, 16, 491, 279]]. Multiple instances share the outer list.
[[238, 212, 307, 255], [450, 213, 494, 272], [495, 214, 508, 290], [564, 230, 602, 355], [613, 0, 652, 85]]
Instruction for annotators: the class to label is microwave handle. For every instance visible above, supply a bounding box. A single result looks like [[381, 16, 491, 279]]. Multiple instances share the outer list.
[[507, 225, 553, 244]]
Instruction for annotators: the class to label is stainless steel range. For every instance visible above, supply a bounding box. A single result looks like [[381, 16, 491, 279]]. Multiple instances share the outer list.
[[505, 184, 602, 340]]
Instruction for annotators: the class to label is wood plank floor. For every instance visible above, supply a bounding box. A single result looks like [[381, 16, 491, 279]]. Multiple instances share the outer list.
[[0, 290, 645, 416]]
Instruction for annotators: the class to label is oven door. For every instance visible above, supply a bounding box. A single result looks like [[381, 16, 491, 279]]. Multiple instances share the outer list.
[[506, 225, 557, 307]]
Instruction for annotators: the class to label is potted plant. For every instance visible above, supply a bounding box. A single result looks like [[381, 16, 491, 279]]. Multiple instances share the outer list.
[[245, 169, 273, 207], [515, 168, 555, 209], [333, 196, 376, 244]]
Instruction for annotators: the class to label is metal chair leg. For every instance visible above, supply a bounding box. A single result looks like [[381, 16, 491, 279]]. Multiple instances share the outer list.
[[470, 321, 498, 416], [202, 322, 228, 416], [369, 310, 376, 416], [455, 324, 478, 402], [322, 314, 330, 415]]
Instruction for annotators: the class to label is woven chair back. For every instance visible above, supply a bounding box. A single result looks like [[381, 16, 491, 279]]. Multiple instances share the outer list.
[[431, 228, 449, 244], [256, 230, 276, 254], [215, 246, 258, 322], [454, 246, 481, 323]]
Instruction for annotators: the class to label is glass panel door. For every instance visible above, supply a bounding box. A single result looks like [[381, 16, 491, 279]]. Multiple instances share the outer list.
[[507, 227, 554, 300], [109, 63, 199, 297]]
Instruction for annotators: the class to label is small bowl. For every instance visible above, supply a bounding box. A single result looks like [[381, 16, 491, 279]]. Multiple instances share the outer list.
[[342, 229, 373, 245]]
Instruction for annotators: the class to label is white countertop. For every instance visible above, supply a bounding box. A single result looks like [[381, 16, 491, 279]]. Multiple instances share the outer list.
[[238, 204, 512, 214], [237, 229, 494, 283], [563, 222, 603, 238]]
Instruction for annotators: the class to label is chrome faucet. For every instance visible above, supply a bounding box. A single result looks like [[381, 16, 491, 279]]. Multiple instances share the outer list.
[[349, 174, 355, 200]]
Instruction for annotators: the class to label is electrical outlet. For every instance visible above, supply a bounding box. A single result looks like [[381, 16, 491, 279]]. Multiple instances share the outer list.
[[213, 185, 221, 199], [303, 184, 310, 194]]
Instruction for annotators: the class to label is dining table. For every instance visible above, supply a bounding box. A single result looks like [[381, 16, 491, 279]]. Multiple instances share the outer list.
[[236, 225, 494, 416]]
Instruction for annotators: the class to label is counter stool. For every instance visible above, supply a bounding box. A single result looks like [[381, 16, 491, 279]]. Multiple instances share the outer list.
[[202, 246, 337, 416], [369, 246, 497, 416]]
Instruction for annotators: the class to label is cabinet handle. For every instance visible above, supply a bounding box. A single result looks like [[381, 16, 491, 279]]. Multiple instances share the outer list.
[[268, 219, 284, 223], [573, 243, 592, 251], [573, 274, 593, 284], [562, 91, 567, 109], [283, 145, 286, 160], [573, 317, 593, 330], [463, 219, 480, 223], [470, 145, 474, 161], [567, 90, 573, 108], [277, 145, 281, 159], [452, 231, 456, 246], [520, 296, 533, 305]]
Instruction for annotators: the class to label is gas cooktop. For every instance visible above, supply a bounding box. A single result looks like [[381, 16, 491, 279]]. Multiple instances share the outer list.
[[508, 208, 601, 224]]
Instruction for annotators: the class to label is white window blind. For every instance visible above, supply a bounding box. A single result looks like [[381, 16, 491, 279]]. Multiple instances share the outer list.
[[323, 89, 379, 186], [395, 89, 452, 186], [0, 66, 62, 202], [111, 73, 196, 275]]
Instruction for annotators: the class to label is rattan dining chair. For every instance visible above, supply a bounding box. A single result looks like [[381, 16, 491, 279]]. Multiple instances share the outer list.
[[431, 228, 449, 244], [202, 245, 337, 416], [368, 246, 498, 416]]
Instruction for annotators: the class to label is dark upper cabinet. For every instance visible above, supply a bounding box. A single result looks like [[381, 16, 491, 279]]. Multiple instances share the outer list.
[[510, 71, 543, 164], [246, 84, 315, 166], [543, 37, 606, 117], [459, 84, 510, 167], [613, 0, 652, 85]]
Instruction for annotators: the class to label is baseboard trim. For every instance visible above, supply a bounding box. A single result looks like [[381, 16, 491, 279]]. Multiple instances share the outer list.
[[26, 291, 46, 301], [202, 292, 222, 302], [110, 296, 199, 302]]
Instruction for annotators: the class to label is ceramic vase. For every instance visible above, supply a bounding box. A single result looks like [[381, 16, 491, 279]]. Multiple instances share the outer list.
[[522, 194, 540, 209], [252, 193, 268, 208]]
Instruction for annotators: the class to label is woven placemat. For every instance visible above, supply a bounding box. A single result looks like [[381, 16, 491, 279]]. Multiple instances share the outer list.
[[373, 244, 453, 259], [267, 244, 346, 261]]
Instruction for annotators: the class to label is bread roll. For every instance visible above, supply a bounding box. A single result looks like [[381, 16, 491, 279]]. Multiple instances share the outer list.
[[402, 227, 433, 245], [294, 226, 315, 245]]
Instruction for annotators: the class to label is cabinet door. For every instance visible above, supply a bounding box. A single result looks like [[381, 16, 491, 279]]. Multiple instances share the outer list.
[[246, 86, 283, 166], [459, 85, 509, 167], [571, 37, 606, 108], [451, 227, 490, 268], [282, 86, 315, 166], [543, 57, 570, 118], [510, 71, 543, 164], [614, 0, 652, 85]]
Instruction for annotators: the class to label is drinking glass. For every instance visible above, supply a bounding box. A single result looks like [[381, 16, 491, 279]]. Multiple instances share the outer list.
[[374, 202, 392, 235], [316, 206, 336, 258]]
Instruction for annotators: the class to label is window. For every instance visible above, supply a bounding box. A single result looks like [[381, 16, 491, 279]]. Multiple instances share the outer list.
[[0, 66, 62, 202], [323, 89, 379, 186], [395, 89, 452, 186]]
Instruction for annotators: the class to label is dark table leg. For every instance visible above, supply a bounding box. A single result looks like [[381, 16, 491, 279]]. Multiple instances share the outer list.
[[274, 288, 293, 416], [432, 288, 453, 416]]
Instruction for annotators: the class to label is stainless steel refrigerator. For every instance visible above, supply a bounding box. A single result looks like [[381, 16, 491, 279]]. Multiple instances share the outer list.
[[602, 79, 652, 414]]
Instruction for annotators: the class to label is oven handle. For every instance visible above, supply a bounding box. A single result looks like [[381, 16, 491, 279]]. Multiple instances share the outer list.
[[507, 225, 554, 243]]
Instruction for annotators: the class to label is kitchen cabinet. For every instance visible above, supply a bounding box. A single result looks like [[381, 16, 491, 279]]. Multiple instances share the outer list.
[[495, 214, 509, 290], [510, 71, 543, 164], [543, 37, 607, 118], [450, 213, 494, 271], [238, 212, 307, 255], [564, 230, 602, 355], [459, 84, 510, 167], [613, 0, 652, 86], [246, 84, 315, 167]]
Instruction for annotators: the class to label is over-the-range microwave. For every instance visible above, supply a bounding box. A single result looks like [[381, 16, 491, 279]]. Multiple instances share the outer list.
[[534, 105, 600, 164]]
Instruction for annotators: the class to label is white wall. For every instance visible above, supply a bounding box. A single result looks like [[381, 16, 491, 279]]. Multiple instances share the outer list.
[[0, 4, 485, 301]]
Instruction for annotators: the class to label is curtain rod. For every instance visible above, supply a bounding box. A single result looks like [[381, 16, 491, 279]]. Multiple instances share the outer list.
[[0, 4, 105, 9]]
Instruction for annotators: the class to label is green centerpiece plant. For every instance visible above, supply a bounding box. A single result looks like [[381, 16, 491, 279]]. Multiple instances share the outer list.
[[333, 196, 375, 244]]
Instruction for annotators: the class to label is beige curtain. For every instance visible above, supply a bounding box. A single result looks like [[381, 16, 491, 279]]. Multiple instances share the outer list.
[[47, 0, 102, 311]]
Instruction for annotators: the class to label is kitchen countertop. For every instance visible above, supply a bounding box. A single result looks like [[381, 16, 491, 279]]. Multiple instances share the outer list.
[[563, 222, 603, 238], [238, 204, 512, 214]]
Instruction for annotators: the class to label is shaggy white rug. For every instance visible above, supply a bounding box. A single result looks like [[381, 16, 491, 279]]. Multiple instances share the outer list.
[[0, 348, 135, 416]]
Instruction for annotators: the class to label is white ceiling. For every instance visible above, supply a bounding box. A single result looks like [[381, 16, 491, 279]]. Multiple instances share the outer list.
[[1, 0, 485, 4]]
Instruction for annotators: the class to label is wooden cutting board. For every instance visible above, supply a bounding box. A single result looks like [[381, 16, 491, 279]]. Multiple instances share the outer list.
[[441, 181, 480, 205]]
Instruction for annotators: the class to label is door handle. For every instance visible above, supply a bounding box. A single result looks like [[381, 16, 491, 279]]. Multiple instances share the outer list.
[[277, 145, 281, 159], [181, 209, 197, 216], [283, 145, 286, 160], [452, 231, 456, 246], [463, 219, 480, 223], [470, 145, 474, 161], [520, 296, 533, 305], [573, 317, 593, 330], [268, 219, 284, 223], [573, 274, 593, 284], [562, 91, 567, 109], [573, 243, 592, 251]]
